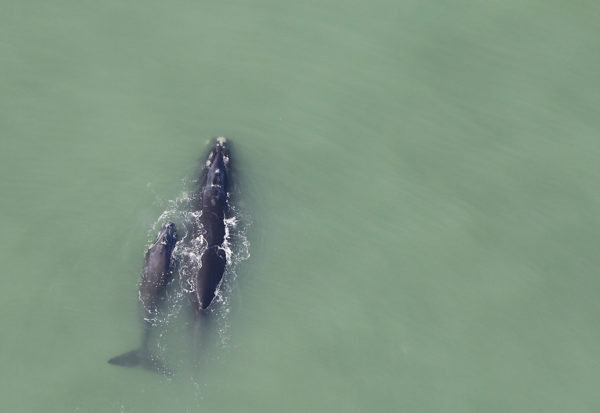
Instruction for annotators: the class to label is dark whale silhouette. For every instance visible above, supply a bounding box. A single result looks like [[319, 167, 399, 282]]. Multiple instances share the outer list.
[[108, 221, 177, 375], [190, 137, 231, 313]]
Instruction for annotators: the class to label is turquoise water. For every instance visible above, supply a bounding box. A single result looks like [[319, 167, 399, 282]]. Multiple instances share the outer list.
[[2, 1, 600, 411]]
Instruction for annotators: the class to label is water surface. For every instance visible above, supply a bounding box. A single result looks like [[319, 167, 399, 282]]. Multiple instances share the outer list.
[[2, 1, 600, 411]]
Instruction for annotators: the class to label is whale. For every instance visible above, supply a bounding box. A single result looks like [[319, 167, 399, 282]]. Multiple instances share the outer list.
[[108, 221, 177, 375], [189, 137, 231, 313]]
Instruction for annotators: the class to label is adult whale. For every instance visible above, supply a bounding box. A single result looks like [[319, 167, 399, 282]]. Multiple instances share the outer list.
[[189, 137, 231, 313], [108, 221, 177, 375]]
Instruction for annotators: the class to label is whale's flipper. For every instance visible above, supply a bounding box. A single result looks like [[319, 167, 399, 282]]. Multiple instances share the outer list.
[[108, 349, 173, 376]]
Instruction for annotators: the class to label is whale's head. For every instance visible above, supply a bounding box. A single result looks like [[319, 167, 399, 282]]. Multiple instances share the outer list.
[[204, 137, 229, 190], [157, 221, 177, 249]]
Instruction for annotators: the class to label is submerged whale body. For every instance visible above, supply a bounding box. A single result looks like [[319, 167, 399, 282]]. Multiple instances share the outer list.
[[190, 137, 231, 312], [108, 221, 177, 375]]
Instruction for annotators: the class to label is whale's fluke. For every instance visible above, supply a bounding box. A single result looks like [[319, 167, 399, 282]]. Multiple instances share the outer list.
[[108, 349, 172, 376]]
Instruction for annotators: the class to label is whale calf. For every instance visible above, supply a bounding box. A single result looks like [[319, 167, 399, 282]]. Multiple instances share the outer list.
[[108, 221, 177, 375]]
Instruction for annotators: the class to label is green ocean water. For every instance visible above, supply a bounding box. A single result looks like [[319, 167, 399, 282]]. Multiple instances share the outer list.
[[2, 1, 600, 411]]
